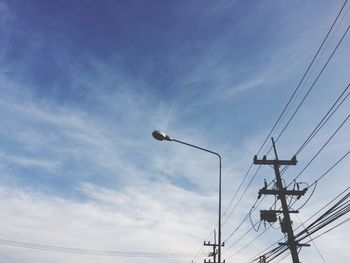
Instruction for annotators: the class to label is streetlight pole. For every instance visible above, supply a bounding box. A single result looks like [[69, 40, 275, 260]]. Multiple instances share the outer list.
[[152, 130, 223, 263]]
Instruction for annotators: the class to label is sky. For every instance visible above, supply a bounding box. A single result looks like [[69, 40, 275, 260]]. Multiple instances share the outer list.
[[0, 0, 349, 262]]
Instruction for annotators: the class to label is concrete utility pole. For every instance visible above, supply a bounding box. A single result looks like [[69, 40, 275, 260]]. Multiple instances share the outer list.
[[253, 138, 309, 263], [203, 241, 218, 263], [259, 255, 266, 263], [203, 230, 225, 263]]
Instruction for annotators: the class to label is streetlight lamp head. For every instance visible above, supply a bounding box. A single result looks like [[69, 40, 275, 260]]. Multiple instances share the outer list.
[[152, 130, 172, 141]]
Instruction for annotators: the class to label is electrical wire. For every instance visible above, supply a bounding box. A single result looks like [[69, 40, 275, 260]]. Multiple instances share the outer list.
[[223, 21, 350, 228], [248, 187, 350, 262], [309, 149, 350, 188], [223, 21, 350, 238], [296, 181, 318, 210], [249, 136, 350, 261], [278, 81, 350, 178], [223, 163, 254, 219], [306, 217, 350, 242], [296, 83, 350, 156], [221, 4, 349, 261], [245, 239, 283, 263], [224, 179, 276, 244], [289, 149, 350, 212], [256, 0, 349, 156], [0, 238, 197, 258], [224, 197, 261, 242], [296, 214, 327, 263], [269, 25, 350, 152], [226, 220, 261, 251], [273, 251, 291, 263], [223, 166, 262, 226], [226, 226, 271, 260], [288, 113, 350, 185]]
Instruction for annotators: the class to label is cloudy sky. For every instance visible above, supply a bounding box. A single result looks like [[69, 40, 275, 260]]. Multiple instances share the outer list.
[[0, 0, 349, 262]]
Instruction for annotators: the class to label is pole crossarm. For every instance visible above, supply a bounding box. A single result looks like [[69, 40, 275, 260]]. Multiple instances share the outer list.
[[278, 242, 310, 247], [261, 209, 300, 214], [259, 188, 307, 197], [253, 155, 297, 166], [204, 242, 224, 247], [204, 260, 226, 263]]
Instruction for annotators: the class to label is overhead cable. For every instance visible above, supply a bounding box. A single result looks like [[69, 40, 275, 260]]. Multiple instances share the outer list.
[[270, 25, 350, 150], [0, 239, 196, 258], [257, 0, 349, 156]]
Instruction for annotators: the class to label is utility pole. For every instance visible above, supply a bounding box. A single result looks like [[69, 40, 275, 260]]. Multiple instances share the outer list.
[[253, 138, 309, 263], [259, 255, 266, 263], [204, 230, 225, 263]]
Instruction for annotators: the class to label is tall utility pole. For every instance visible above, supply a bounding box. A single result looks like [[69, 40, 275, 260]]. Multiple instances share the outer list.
[[253, 138, 308, 263]]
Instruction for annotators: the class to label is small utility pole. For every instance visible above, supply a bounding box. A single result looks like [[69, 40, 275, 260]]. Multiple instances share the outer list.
[[204, 230, 225, 263], [259, 255, 266, 263], [254, 138, 309, 263]]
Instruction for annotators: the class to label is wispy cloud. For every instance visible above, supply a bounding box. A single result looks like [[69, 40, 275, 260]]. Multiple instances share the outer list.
[[0, 1, 349, 262], [0, 180, 215, 263]]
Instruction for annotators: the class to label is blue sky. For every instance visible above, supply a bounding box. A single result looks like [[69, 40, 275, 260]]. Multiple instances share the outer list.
[[0, 0, 350, 262]]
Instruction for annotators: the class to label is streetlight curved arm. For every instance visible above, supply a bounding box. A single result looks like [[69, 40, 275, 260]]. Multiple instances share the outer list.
[[152, 130, 223, 263], [152, 130, 221, 159]]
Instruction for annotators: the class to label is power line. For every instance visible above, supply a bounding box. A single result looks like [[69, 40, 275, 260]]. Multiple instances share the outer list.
[[306, 217, 350, 242], [289, 149, 350, 211], [218, 4, 350, 262], [295, 83, 350, 156], [296, 214, 327, 263], [245, 239, 282, 263], [226, 6, 350, 250], [223, 166, 261, 226], [225, 220, 261, 251], [222, 163, 254, 219], [0, 238, 196, 258], [226, 226, 271, 260], [270, 25, 350, 150], [273, 251, 291, 263], [222, 22, 350, 236], [243, 112, 350, 261], [224, 179, 276, 244], [237, 111, 350, 261], [289, 113, 350, 184], [224, 105, 350, 256], [252, 187, 350, 262], [256, 0, 349, 156], [309, 149, 350, 188], [294, 194, 350, 242], [295, 181, 318, 211], [247, 187, 350, 263], [224, 197, 260, 243], [278, 81, 350, 177]]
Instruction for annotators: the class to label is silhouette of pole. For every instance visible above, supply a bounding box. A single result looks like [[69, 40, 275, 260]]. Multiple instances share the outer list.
[[152, 130, 223, 263], [254, 138, 306, 263]]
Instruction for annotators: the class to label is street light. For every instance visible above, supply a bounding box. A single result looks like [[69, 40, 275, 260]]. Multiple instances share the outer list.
[[152, 130, 223, 263]]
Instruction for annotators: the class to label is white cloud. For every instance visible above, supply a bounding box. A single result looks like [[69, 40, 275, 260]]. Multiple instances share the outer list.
[[0, 61, 236, 262], [0, 181, 216, 263]]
